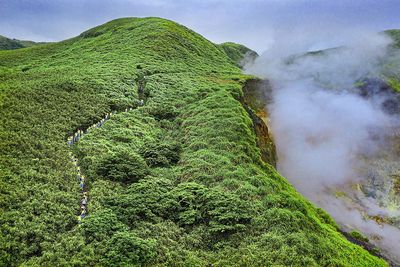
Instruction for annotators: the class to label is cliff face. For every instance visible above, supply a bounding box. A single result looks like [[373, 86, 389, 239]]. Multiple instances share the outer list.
[[241, 79, 276, 166]]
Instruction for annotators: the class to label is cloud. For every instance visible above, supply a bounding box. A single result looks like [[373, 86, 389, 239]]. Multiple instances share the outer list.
[[245, 24, 400, 262], [0, 0, 400, 52]]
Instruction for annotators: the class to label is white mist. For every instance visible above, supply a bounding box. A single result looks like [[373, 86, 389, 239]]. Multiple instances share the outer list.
[[246, 29, 400, 263]]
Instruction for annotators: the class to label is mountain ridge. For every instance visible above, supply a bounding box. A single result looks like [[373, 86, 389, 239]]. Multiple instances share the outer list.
[[0, 34, 47, 50]]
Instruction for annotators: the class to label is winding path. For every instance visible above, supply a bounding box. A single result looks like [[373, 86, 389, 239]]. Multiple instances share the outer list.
[[67, 105, 143, 221], [66, 73, 147, 221]]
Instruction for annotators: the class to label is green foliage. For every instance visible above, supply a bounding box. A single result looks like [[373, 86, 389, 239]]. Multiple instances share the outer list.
[[0, 35, 45, 50], [381, 30, 400, 91], [387, 78, 400, 93], [96, 150, 149, 183], [0, 35, 24, 50], [166, 182, 208, 225], [219, 42, 258, 67], [102, 231, 157, 266], [81, 209, 128, 242], [205, 188, 253, 234], [0, 17, 387, 266], [350, 231, 370, 242], [385, 29, 400, 49], [141, 138, 180, 167]]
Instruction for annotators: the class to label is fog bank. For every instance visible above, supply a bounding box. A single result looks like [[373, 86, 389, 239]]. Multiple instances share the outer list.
[[245, 29, 400, 263]]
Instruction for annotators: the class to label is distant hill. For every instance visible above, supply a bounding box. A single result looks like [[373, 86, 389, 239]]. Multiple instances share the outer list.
[[219, 42, 258, 67], [385, 29, 400, 48], [0, 35, 46, 50]]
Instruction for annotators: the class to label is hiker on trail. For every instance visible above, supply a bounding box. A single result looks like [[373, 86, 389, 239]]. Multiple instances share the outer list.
[[80, 181, 84, 189], [137, 71, 147, 95], [67, 136, 73, 145], [82, 198, 87, 205]]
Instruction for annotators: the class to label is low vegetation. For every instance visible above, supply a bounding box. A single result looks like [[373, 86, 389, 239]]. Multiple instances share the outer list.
[[219, 42, 258, 67], [0, 17, 387, 266]]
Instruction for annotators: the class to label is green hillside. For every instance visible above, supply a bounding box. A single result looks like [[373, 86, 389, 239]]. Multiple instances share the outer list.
[[386, 29, 400, 49], [0, 35, 44, 50], [219, 42, 258, 67], [0, 35, 25, 50], [0, 17, 386, 266]]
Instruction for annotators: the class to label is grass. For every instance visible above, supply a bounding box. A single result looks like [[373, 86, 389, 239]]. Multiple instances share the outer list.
[[219, 42, 258, 67], [0, 17, 387, 266]]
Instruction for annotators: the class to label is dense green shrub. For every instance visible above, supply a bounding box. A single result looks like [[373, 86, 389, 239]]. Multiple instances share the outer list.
[[205, 188, 253, 234], [147, 103, 179, 120], [141, 139, 180, 167], [80, 209, 128, 242], [96, 150, 149, 183], [166, 182, 208, 225], [102, 231, 157, 266]]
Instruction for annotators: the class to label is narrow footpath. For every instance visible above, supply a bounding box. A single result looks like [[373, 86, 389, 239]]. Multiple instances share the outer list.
[[67, 72, 147, 221]]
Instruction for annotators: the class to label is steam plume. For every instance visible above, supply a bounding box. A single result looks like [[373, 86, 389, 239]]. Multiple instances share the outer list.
[[245, 28, 400, 263]]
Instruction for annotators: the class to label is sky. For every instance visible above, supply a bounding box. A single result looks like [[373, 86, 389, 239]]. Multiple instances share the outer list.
[[0, 0, 400, 53]]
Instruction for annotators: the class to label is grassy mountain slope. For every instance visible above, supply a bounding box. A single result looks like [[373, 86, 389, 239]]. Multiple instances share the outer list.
[[0, 17, 386, 266], [0, 35, 44, 50], [219, 42, 258, 67]]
